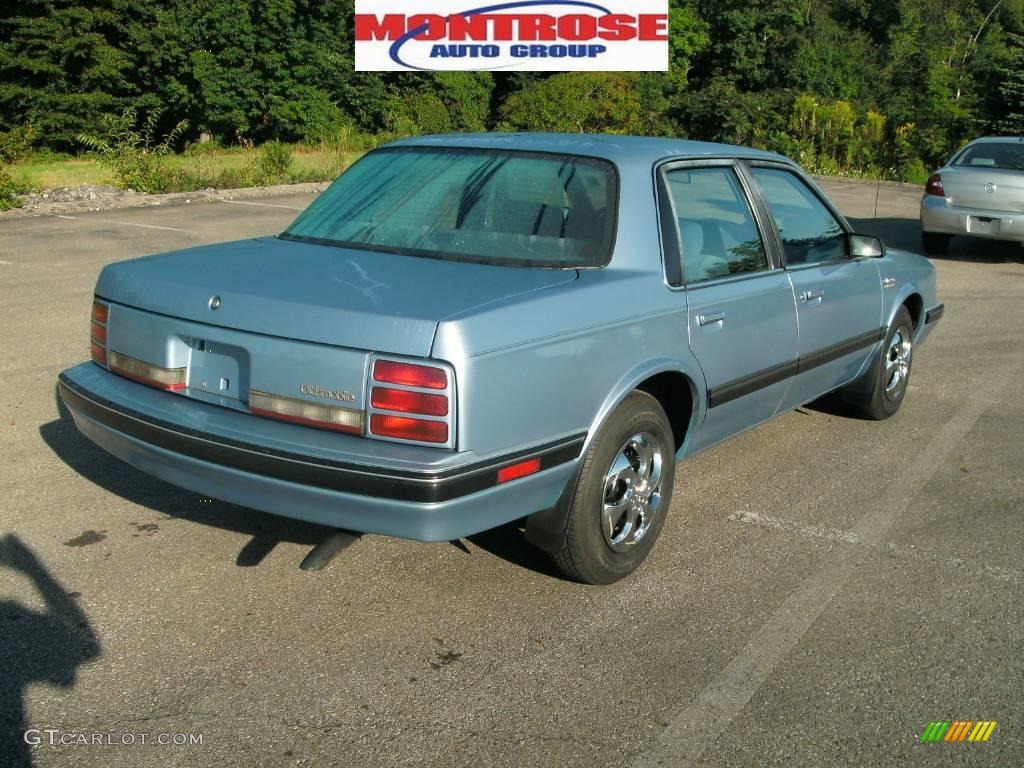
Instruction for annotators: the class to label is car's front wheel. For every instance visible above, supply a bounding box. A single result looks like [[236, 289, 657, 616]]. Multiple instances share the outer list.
[[849, 306, 915, 421], [552, 391, 675, 584]]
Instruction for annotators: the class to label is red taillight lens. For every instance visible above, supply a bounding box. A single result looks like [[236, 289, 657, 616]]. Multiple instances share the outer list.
[[370, 414, 448, 444], [497, 458, 542, 484], [91, 341, 108, 367], [90, 321, 107, 346], [91, 301, 109, 324], [371, 387, 448, 417], [925, 174, 945, 197], [373, 360, 448, 390]]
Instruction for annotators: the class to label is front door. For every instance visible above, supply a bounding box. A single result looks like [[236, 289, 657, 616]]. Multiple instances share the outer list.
[[661, 162, 799, 453], [749, 166, 884, 410]]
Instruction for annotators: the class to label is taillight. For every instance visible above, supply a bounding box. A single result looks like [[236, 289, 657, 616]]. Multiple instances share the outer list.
[[250, 390, 363, 434], [370, 414, 448, 444], [108, 351, 186, 391], [90, 300, 109, 367], [925, 174, 945, 197], [373, 360, 448, 390], [367, 356, 454, 446], [371, 387, 448, 416]]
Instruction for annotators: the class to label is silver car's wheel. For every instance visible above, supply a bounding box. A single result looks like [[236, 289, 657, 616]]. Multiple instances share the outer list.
[[601, 433, 664, 551], [552, 391, 676, 584]]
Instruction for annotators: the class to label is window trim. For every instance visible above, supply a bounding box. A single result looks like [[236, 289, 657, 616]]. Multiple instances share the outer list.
[[655, 158, 780, 289], [281, 145, 621, 270], [743, 161, 856, 270]]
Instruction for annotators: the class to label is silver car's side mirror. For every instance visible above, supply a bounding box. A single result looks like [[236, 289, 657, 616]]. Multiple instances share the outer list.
[[850, 233, 885, 259]]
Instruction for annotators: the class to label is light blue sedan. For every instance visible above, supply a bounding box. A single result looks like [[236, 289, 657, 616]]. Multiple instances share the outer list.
[[58, 134, 943, 583]]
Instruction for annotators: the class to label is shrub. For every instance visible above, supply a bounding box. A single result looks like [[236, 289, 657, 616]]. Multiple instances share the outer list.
[[257, 140, 293, 182], [0, 164, 30, 211], [78, 108, 189, 193], [0, 122, 39, 162]]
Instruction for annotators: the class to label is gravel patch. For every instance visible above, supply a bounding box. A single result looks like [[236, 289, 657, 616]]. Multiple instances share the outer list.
[[0, 181, 330, 219]]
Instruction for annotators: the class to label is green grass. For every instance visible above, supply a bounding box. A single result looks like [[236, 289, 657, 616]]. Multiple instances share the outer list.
[[11, 144, 365, 193]]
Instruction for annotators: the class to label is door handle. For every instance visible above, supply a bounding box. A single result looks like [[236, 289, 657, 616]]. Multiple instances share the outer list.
[[801, 289, 825, 303], [699, 311, 726, 326]]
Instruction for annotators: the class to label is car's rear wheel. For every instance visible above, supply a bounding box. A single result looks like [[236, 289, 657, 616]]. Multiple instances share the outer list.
[[849, 306, 915, 421], [922, 232, 951, 255], [552, 391, 675, 584]]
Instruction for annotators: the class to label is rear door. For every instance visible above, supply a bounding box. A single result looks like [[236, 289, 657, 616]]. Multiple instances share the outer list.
[[747, 164, 883, 410], [659, 160, 799, 453]]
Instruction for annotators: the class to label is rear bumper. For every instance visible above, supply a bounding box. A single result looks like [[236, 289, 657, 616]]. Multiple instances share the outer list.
[[920, 196, 1024, 242], [57, 364, 582, 541]]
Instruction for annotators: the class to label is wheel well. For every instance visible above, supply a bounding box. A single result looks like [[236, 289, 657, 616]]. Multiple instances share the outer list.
[[636, 372, 694, 452], [903, 293, 924, 330]]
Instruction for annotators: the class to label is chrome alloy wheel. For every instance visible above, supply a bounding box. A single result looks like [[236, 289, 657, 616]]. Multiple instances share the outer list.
[[885, 326, 912, 396], [601, 432, 664, 551]]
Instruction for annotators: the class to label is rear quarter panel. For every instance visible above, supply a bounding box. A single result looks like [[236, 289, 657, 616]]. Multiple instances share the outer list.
[[432, 268, 704, 459]]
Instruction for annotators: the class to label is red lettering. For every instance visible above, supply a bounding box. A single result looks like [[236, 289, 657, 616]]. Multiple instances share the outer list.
[[409, 14, 447, 41], [517, 14, 557, 41], [598, 14, 637, 41], [637, 14, 668, 41], [354, 14, 407, 42], [447, 13, 490, 41], [558, 14, 597, 41]]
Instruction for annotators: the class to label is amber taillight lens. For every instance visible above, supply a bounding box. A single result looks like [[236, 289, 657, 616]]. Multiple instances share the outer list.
[[91, 300, 109, 367]]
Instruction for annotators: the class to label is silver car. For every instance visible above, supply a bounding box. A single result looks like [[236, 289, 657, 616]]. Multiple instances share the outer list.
[[920, 136, 1024, 254]]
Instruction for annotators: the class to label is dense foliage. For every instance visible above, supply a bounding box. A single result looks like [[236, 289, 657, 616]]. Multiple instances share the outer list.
[[1, 0, 1022, 180]]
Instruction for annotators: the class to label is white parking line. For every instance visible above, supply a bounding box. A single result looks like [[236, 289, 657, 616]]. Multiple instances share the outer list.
[[55, 214, 187, 232], [634, 359, 1022, 768], [221, 200, 306, 210], [729, 510, 1023, 585], [0, 260, 11, 265]]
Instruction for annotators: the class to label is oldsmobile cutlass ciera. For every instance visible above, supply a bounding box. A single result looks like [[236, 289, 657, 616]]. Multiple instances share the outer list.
[[58, 134, 943, 583]]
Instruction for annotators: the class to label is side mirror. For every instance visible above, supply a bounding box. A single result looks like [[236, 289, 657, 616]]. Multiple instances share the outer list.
[[850, 233, 885, 259]]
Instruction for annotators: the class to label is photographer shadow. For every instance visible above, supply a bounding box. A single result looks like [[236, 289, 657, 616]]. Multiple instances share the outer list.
[[39, 388, 331, 568], [0, 534, 100, 768]]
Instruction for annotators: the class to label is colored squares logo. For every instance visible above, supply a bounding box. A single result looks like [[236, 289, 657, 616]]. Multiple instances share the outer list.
[[921, 721, 997, 742]]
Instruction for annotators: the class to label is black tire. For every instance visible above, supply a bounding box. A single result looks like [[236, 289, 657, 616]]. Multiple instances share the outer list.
[[552, 391, 676, 584], [849, 306, 915, 421], [922, 232, 951, 255]]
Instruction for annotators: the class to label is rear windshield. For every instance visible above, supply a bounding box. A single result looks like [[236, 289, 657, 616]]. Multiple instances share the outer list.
[[952, 142, 1024, 171], [281, 147, 617, 268]]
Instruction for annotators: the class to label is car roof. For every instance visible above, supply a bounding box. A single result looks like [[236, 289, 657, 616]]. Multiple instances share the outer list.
[[965, 136, 1024, 145], [387, 132, 791, 167]]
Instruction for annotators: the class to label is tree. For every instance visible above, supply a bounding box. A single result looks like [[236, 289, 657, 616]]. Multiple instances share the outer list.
[[0, 0, 132, 148]]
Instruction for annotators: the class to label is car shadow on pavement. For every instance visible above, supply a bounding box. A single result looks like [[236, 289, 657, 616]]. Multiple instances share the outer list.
[[0, 534, 100, 768], [467, 521, 569, 581], [40, 389, 331, 568], [848, 216, 1024, 264]]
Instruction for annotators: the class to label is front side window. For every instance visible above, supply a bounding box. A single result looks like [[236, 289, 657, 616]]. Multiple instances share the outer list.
[[753, 168, 846, 266], [665, 166, 769, 284], [952, 142, 1024, 171], [282, 147, 617, 268]]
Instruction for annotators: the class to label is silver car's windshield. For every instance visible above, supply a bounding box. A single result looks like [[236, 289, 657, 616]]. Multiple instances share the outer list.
[[282, 147, 618, 268], [952, 142, 1024, 171]]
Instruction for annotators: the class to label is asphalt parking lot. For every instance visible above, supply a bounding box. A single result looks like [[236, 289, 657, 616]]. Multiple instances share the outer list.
[[1, 179, 1022, 767]]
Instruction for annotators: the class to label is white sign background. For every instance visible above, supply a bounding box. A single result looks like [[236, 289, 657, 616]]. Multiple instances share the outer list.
[[354, 0, 669, 72]]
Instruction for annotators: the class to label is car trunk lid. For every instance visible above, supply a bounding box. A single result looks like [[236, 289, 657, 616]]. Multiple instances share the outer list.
[[942, 167, 1024, 214], [96, 236, 579, 358]]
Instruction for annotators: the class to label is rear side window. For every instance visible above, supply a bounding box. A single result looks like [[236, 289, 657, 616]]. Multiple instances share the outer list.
[[664, 166, 769, 284], [752, 168, 847, 266], [282, 147, 617, 268]]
